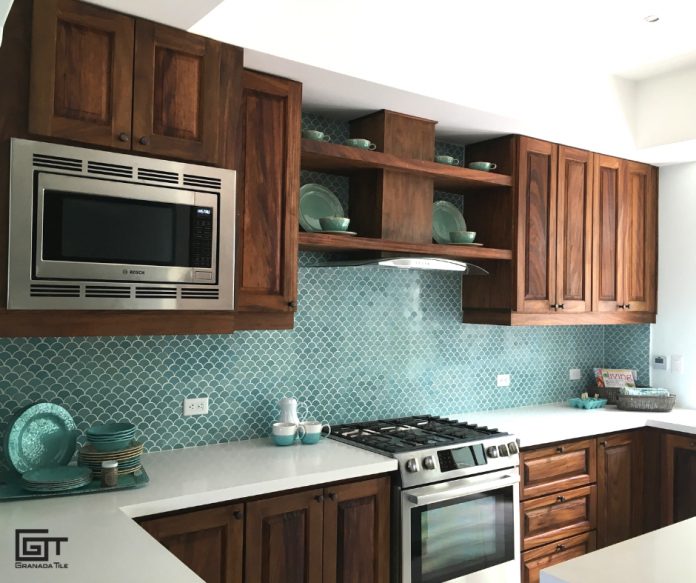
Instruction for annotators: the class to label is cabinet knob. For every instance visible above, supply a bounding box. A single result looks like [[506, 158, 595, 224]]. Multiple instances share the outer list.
[[118, 132, 130, 142], [600, 441, 607, 447], [690, 442, 696, 448], [550, 304, 558, 309], [314, 494, 324, 503], [558, 303, 565, 309], [556, 544, 566, 552], [556, 495, 566, 503], [617, 304, 628, 309], [288, 300, 297, 309], [625, 304, 631, 310], [328, 492, 337, 501], [556, 446, 564, 454], [139, 136, 150, 146], [233, 510, 243, 520]]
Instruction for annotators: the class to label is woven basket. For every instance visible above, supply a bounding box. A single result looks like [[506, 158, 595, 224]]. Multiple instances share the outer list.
[[593, 386, 621, 405], [616, 394, 676, 412]]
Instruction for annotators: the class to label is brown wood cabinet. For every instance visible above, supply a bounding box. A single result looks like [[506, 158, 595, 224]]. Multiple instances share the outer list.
[[29, 0, 237, 165], [662, 432, 696, 525], [521, 531, 596, 583], [140, 503, 244, 583], [235, 70, 301, 313], [596, 431, 643, 547]]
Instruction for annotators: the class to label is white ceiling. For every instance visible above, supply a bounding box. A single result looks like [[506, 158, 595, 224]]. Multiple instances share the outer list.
[[88, 0, 696, 164]]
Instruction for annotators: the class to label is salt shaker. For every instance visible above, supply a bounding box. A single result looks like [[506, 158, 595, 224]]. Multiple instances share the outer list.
[[101, 460, 118, 487]]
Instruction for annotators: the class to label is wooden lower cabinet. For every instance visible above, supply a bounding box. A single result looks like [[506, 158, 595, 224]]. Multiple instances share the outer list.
[[596, 431, 643, 547], [663, 432, 696, 525], [521, 531, 596, 583], [139, 503, 244, 583]]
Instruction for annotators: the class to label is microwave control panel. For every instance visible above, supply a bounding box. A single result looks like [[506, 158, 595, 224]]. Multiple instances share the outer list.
[[190, 207, 213, 268]]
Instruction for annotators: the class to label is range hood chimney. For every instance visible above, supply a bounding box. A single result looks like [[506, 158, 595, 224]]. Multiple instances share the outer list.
[[306, 256, 488, 275]]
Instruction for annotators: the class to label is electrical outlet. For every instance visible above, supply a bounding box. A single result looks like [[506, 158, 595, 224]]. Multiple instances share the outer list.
[[496, 374, 511, 387], [569, 368, 582, 381], [183, 397, 209, 416]]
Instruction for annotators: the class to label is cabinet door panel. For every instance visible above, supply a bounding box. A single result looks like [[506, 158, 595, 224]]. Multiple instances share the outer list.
[[623, 161, 657, 313], [597, 432, 643, 547], [663, 433, 696, 525], [556, 146, 593, 313], [29, 0, 134, 148], [323, 477, 390, 583], [517, 137, 558, 313], [521, 531, 596, 583], [133, 21, 221, 164], [245, 488, 323, 583], [592, 155, 623, 312], [140, 504, 244, 583], [236, 70, 300, 312]]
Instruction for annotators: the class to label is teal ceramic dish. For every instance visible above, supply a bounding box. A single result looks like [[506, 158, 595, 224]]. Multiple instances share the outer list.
[[450, 230, 476, 244], [89, 438, 134, 452], [301, 433, 322, 445], [302, 129, 330, 142], [272, 434, 296, 446], [21, 466, 92, 492], [344, 138, 376, 150], [568, 397, 608, 409], [299, 184, 344, 232], [435, 155, 459, 166], [3, 403, 79, 474], [319, 216, 350, 231], [86, 422, 135, 437], [468, 161, 497, 171], [432, 201, 467, 244]]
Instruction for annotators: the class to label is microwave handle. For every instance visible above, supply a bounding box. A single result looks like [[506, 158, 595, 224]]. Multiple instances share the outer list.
[[406, 474, 520, 506]]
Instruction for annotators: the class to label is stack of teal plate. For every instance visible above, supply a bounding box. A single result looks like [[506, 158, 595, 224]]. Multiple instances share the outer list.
[[86, 423, 136, 452], [21, 466, 92, 492], [78, 440, 144, 476]]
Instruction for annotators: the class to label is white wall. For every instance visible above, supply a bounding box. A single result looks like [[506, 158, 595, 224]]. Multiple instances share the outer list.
[[0, 0, 13, 46], [651, 162, 696, 406]]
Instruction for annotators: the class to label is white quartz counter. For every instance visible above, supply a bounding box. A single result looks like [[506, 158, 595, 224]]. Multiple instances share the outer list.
[[0, 438, 396, 583], [540, 517, 696, 583]]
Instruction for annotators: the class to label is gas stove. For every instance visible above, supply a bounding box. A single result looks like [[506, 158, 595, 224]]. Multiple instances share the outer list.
[[330, 415, 519, 488]]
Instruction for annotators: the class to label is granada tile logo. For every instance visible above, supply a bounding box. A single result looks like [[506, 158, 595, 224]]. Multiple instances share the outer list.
[[15, 529, 69, 569]]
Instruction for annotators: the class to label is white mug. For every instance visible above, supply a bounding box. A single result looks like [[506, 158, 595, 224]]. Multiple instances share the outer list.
[[300, 420, 331, 444], [271, 422, 304, 446]]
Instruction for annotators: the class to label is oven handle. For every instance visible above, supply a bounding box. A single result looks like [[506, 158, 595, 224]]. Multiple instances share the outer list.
[[405, 473, 520, 506]]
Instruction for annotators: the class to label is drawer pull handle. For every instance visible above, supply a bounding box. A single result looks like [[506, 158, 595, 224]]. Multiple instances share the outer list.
[[556, 446, 564, 454], [556, 544, 566, 552], [556, 495, 566, 503]]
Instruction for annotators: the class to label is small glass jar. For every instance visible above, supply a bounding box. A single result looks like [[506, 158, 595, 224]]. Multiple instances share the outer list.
[[101, 460, 118, 487]]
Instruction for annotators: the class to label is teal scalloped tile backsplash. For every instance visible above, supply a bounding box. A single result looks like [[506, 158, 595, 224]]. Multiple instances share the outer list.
[[0, 113, 651, 464]]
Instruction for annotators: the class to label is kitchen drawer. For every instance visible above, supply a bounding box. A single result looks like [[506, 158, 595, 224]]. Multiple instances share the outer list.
[[521, 438, 596, 499], [521, 531, 596, 583], [521, 485, 597, 550]]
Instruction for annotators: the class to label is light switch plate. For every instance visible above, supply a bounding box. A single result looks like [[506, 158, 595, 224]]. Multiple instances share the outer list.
[[569, 368, 582, 380], [672, 355, 684, 374], [496, 374, 511, 387]]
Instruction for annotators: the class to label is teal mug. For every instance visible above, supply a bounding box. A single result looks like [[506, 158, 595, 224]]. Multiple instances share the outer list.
[[344, 138, 376, 150], [302, 129, 331, 142], [271, 422, 305, 446], [300, 420, 331, 445], [468, 161, 497, 171], [435, 155, 459, 166]]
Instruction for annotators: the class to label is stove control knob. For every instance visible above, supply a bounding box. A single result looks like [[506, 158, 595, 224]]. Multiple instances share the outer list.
[[405, 458, 420, 473], [507, 442, 519, 454], [422, 456, 436, 470], [498, 444, 509, 457], [486, 446, 499, 459]]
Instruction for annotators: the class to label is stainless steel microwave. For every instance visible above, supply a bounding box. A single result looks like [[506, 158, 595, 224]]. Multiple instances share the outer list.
[[7, 139, 235, 310]]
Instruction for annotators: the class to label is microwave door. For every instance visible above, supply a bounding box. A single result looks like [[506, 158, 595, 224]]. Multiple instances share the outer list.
[[34, 173, 218, 285]]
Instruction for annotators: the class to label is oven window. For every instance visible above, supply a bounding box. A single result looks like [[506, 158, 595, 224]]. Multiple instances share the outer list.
[[42, 191, 190, 266], [410, 486, 514, 583]]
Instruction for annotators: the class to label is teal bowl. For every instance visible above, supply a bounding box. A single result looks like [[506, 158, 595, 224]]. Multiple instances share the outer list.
[[90, 438, 134, 452], [272, 434, 296, 446], [319, 216, 350, 231], [450, 230, 476, 243]]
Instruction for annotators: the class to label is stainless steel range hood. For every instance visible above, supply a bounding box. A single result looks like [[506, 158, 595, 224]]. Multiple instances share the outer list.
[[306, 256, 489, 274]]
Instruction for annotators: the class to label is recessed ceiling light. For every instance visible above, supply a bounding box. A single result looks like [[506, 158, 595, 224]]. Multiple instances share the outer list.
[[644, 15, 660, 23]]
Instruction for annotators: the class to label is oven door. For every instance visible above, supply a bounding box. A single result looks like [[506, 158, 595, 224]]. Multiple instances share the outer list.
[[401, 469, 520, 583]]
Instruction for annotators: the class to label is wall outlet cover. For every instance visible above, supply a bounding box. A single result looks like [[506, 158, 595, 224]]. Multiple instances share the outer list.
[[496, 374, 511, 388], [569, 368, 582, 380], [183, 397, 209, 416]]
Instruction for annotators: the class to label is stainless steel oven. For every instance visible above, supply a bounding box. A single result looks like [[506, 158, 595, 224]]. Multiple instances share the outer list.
[[401, 468, 520, 583]]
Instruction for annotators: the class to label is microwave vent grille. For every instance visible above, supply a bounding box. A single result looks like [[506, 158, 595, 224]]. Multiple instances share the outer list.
[[181, 288, 220, 300], [183, 174, 222, 190], [30, 284, 80, 297], [85, 285, 131, 298], [33, 154, 82, 172], [138, 168, 179, 184], [87, 161, 133, 179], [135, 287, 177, 298]]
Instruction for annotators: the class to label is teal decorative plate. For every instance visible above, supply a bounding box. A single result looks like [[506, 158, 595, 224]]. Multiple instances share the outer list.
[[86, 422, 135, 438], [432, 201, 467, 244], [318, 230, 358, 236], [21, 466, 92, 492], [299, 184, 344, 232], [4, 403, 78, 474]]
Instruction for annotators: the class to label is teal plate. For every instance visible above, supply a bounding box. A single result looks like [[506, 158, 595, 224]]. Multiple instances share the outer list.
[[3, 403, 78, 474], [432, 201, 467, 244], [299, 184, 344, 232]]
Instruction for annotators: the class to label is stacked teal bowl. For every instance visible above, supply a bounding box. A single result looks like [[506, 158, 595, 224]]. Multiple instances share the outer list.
[[85, 422, 136, 452]]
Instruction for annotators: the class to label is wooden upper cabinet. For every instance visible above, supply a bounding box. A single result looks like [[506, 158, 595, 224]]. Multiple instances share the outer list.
[[516, 137, 558, 313], [132, 21, 221, 164], [139, 503, 244, 583], [29, 0, 134, 149], [235, 70, 301, 312], [322, 476, 390, 583], [556, 146, 593, 313], [245, 488, 324, 583], [623, 161, 657, 313]]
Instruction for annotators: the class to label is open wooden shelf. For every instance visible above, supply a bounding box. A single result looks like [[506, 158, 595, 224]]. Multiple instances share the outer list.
[[301, 139, 512, 193], [299, 232, 513, 261]]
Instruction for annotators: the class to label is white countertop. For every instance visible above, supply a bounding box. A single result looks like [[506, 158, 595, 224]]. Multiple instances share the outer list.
[[540, 517, 696, 583], [0, 438, 396, 583]]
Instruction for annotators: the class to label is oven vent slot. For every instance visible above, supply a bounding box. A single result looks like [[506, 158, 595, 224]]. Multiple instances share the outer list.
[[85, 285, 131, 298], [138, 168, 179, 184], [181, 288, 220, 299], [88, 161, 133, 179], [183, 174, 222, 190], [33, 154, 82, 172], [30, 284, 80, 297], [135, 287, 177, 298]]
